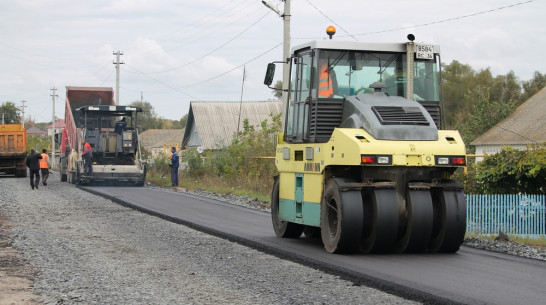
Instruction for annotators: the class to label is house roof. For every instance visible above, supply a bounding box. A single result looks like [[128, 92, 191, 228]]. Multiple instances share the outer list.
[[139, 129, 185, 150], [47, 119, 65, 129], [471, 88, 546, 146], [26, 126, 45, 134], [183, 101, 282, 150]]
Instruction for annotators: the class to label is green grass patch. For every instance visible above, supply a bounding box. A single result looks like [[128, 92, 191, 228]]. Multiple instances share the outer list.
[[147, 173, 271, 203]]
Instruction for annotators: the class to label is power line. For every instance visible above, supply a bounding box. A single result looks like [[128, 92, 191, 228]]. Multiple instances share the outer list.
[[181, 42, 283, 89], [295, 0, 535, 40], [303, 0, 358, 41], [141, 11, 272, 74], [493, 124, 538, 144]]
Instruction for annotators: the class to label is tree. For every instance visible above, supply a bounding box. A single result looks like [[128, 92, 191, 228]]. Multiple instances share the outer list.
[[272, 80, 282, 100], [0, 101, 21, 124], [458, 86, 516, 145], [521, 71, 546, 102], [171, 114, 188, 129], [130, 100, 161, 130]]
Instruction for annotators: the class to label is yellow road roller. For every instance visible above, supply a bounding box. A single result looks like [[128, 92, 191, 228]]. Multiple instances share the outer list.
[[264, 29, 466, 254]]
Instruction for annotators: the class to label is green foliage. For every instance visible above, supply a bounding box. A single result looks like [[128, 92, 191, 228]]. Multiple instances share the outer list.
[[462, 144, 546, 194], [147, 151, 170, 176], [457, 87, 516, 145], [0, 101, 21, 124], [130, 100, 162, 130], [27, 135, 50, 153], [182, 113, 282, 195], [272, 80, 283, 100]]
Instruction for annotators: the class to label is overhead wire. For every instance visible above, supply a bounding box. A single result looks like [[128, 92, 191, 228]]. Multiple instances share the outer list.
[[303, 0, 358, 41], [296, 0, 535, 40], [131, 10, 271, 74]]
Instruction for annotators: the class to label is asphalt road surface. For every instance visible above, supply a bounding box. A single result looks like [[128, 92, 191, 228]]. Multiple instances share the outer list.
[[82, 186, 546, 305]]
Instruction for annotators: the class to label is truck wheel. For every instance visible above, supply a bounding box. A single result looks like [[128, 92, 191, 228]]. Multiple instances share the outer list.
[[321, 179, 363, 253], [61, 173, 67, 182], [271, 178, 304, 238]]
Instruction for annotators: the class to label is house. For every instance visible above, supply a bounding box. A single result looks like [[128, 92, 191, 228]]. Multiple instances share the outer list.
[[182, 101, 282, 151], [26, 126, 46, 138], [139, 129, 185, 158], [471, 88, 546, 162], [47, 119, 65, 137]]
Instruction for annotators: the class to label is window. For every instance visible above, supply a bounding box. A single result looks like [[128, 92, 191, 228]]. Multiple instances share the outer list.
[[286, 51, 312, 142]]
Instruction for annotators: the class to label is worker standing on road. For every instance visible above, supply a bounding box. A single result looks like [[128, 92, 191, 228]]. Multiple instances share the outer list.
[[40, 148, 51, 185], [25, 148, 42, 190], [81, 140, 93, 176], [169, 146, 179, 187]]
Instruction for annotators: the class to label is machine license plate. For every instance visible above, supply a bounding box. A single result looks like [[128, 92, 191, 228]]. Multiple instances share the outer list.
[[416, 44, 434, 59]]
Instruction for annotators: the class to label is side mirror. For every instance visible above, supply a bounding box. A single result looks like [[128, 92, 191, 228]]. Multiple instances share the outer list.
[[264, 63, 276, 86]]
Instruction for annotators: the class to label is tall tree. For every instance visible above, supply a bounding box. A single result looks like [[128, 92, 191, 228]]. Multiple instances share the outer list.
[[441, 61, 477, 128], [130, 100, 161, 130], [0, 101, 21, 124], [521, 71, 546, 102]]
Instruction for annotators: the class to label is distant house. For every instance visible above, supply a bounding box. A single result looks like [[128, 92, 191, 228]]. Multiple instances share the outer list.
[[182, 101, 282, 151], [47, 119, 65, 137], [139, 129, 185, 158], [26, 126, 46, 138], [471, 88, 546, 162]]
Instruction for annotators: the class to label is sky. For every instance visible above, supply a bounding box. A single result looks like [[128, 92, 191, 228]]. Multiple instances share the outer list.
[[1, 0, 544, 122]]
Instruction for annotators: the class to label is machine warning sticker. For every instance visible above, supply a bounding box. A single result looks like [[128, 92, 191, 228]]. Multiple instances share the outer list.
[[415, 44, 434, 59], [304, 162, 321, 172]]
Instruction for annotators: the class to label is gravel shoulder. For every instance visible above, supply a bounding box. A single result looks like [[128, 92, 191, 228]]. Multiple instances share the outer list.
[[1, 176, 419, 305]]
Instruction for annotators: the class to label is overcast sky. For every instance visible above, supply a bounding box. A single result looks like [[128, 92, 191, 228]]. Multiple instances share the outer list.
[[1, 0, 544, 122]]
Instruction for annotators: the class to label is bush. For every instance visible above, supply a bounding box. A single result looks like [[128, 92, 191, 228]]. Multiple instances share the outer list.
[[458, 143, 546, 194], [182, 113, 281, 195]]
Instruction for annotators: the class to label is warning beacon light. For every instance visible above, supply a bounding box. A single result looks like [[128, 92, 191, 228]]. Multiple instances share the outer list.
[[326, 26, 336, 39]]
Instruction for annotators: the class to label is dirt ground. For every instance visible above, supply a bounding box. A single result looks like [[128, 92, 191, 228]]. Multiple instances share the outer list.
[[0, 214, 40, 305]]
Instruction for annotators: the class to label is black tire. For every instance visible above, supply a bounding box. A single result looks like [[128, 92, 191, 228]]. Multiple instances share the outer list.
[[271, 177, 304, 238], [61, 173, 67, 182], [320, 179, 363, 253], [429, 183, 466, 253]]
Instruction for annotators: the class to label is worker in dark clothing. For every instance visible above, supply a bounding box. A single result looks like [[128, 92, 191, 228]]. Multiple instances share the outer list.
[[115, 117, 127, 134], [25, 147, 42, 190], [81, 140, 93, 176], [169, 146, 179, 187]]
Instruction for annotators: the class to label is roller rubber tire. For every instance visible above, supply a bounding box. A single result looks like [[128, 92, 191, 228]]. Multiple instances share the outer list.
[[360, 188, 399, 253], [429, 186, 466, 253], [320, 179, 363, 254], [271, 178, 304, 238]]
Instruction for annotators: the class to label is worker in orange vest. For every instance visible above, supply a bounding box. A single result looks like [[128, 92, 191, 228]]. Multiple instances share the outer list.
[[81, 140, 93, 176], [318, 61, 334, 98], [40, 148, 50, 185]]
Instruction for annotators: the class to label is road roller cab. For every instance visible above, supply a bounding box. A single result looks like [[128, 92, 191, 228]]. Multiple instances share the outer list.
[[265, 28, 467, 254]]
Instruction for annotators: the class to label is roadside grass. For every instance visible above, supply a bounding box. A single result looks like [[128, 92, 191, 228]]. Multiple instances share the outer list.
[[466, 233, 546, 248], [147, 173, 271, 203]]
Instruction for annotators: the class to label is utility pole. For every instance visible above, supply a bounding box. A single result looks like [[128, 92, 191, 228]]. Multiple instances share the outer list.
[[20, 100, 26, 128], [1, 113, 4, 124], [50, 87, 58, 168], [113, 51, 124, 105], [262, 0, 290, 128], [281, 0, 291, 128]]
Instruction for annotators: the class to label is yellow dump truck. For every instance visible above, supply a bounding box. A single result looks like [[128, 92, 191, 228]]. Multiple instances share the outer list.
[[0, 124, 28, 177]]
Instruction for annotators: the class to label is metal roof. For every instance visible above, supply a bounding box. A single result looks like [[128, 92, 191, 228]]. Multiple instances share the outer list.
[[471, 88, 546, 146], [140, 129, 185, 151], [183, 101, 282, 150]]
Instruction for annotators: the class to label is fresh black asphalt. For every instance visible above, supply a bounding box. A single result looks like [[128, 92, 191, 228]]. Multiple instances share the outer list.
[[81, 186, 546, 305]]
